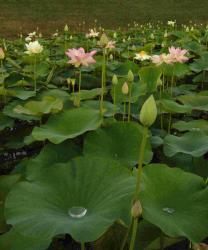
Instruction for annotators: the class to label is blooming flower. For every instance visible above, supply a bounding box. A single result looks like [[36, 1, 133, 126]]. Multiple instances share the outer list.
[[151, 53, 173, 65], [167, 20, 176, 27], [106, 40, 116, 49], [25, 41, 43, 55], [0, 47, 5, 60], [66, 47, 97, 67], [86, 29, 99, 38], [134, 51, 151, 61], [168, 46, 189, 63]]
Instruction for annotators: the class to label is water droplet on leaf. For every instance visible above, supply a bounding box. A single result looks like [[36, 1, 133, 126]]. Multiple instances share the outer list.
[[163, 207, 175, 214], [68, 206, 87, 218]]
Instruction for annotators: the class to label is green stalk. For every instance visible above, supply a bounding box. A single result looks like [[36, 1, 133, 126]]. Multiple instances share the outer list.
[[34, 55, 37, 93], [120, 218, 133, 250], [78, 69, 82, 106], [129, 126, 148, 250], [128, 84, 132, 122], [81, 242, 85, 250], [113, 85, 116, 118], [100, 48, 106, 114], [123, 102, 126, 122]]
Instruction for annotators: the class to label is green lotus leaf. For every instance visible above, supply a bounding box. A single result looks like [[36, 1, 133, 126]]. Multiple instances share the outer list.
[[172, 119, 208, 134], [140, 164, 208, 242], [177, 95, 208, 111], [139, 66, 162, 92], [32, 107, 103, 144], [5, 157, 135, 243], [84, 122, 153, 167], [158, 99, 192, 114], [3, 100, 40, 121], [26, 141, 81, 181], [0, 113, 14, 131], [114, 61, 139, 76], [70, 88, 102, 101], [10, 89, 36, 100], [0, 228, 51, 250], [13, 96, 63, 117], [163, 131, 208, 157]]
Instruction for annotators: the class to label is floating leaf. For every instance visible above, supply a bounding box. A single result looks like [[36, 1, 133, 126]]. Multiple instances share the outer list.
[[140, 164, 208, 242], [158, 99, 192, 114], [5, 157, 135, 243], [84, 122, 153, 167], [13, 96, 63, 117], [32, 107, 103, 144], [177, 95, 208, 111], [172, 119, 208, 134], [163, 131, 208, 157], [0, 228, 50, 250], [0, 113, 14, 131]]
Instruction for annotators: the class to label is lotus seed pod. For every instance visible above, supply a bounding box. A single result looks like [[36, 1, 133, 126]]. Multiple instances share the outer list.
[[122, 82, 129, 95], [0, 48, 5, 60], [112, 75, 118, 85], [127, 70, 134, 82], [140, 95, 157, 127], [131, 200, 142, 218]]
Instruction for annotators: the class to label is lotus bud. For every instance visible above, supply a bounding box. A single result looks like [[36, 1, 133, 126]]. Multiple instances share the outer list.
[[99, 33, 109, 47], [112, 74, 118, 85], [67, 78, 71, 85], [140, 95, 157, 127], [71, 79, 76, 86], [122, 82, 129, 95], [131, 200, 142, 218], [127, 70, 134, 82], [193, 243, 208, 250], [0, 48, 5, 60], [109, 54, 113, 60], [64, 24, 69, 32], [70, 35, 73, 40], [113, 32, 117, 39]]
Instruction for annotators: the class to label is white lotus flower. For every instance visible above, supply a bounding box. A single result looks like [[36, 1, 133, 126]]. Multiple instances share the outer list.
[[25, 41, 43, 55], [134, 51, 151, 61], [167, 20, 176, 27], [28, 31, 36, 37], [25, 36, 32, 42], [86, 29, 99, 38]]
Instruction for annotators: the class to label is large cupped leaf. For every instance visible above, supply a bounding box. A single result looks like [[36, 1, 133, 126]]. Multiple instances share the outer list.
[[163, 131, 208, 157], [25, 141, 81, 181], [5, 157, 135, 243], [84, 121, 153, 167], [32, 107, 103, 144], [140, 164, 208, 242], [0, 229, 51, 250]]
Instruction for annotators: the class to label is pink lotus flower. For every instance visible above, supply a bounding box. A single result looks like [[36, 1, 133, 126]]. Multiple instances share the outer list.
[[66, 47, 97, 67], [168, 46, 189, 63], [151, 53, 173, 65], [106, 41, 116, 49]]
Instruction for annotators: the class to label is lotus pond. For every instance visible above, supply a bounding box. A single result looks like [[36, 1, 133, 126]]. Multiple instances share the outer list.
[[0, 23, 208, 250]]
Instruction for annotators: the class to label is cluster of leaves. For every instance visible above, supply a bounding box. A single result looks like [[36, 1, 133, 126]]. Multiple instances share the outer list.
[[0, 23, 208, 250]]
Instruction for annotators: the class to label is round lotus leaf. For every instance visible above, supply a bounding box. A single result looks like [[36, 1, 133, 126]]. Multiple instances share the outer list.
[[5, 157, 135, 243], [158, 99, 192, 114], [26, 141, 81, 181], [172, 120, 208, 134], [163, 131, 208, 157], [177, 95, 208, 111], [140, 164, 208, 242], [84, 122, 153, 167], [32, 107, 103, 144], [0, 229, 50, 250]]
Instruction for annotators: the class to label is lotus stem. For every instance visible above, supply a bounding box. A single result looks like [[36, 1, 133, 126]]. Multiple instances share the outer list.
[[100, 48, 106, 114], [113, 85, 116, 118], [129, 126, 148, 250], [81, 242, 85, 250], [123, 102, 126, 122], [128, 84, 132, 122], [34, 55, 37, 93], [78, 69, 82, 106]]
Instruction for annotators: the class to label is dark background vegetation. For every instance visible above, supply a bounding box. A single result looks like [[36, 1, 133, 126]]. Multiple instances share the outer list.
[[0, 0, 208, 37]]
